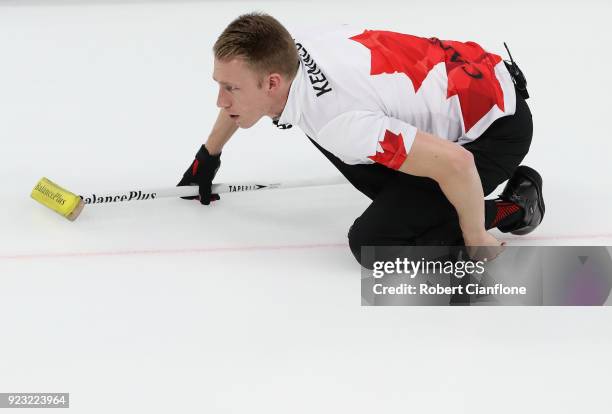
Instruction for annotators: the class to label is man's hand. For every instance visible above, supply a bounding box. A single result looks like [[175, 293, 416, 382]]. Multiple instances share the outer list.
[[177, 144, 221, 205], [463, 231, 506, 261]]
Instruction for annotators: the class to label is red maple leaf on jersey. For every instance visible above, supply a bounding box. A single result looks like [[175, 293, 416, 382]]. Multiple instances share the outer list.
[[350, 30, 505, 132], [368, 129, 407, 170]]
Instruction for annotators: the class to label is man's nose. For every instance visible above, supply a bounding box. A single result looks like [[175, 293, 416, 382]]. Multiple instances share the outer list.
[[217, 88, 231, 109]]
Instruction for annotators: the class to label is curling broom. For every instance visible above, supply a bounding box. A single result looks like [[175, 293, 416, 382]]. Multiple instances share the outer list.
[[31, 176, 346, 222]]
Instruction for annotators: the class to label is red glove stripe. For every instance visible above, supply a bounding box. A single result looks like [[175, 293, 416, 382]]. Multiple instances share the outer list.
[[192, 159, 199, 176]]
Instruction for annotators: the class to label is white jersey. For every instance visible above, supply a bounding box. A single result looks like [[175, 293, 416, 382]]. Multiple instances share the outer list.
[[275, 26, 517, 169]]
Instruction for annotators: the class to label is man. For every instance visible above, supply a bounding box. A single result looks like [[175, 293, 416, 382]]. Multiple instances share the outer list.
[[178, 13, 545, 265]]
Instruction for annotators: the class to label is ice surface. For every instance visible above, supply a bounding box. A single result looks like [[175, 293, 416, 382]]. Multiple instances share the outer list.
[[1, 1, 612, 413]]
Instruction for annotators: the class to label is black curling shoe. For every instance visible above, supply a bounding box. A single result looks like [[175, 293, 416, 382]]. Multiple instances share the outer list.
[[497, 165, 545, 235]]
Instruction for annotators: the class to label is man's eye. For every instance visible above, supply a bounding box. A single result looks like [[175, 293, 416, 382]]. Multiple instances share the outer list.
[[226, 86, 237, 92]]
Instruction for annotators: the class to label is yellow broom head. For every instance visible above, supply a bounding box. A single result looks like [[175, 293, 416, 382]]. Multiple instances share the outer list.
[[31, 177, 85, 221]]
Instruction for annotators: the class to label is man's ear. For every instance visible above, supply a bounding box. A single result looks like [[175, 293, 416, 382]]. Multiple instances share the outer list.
[[266, 73, 282, 93]]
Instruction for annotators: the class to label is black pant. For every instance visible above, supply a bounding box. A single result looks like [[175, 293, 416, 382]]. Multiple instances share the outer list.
[[310, 92, 533, 265]]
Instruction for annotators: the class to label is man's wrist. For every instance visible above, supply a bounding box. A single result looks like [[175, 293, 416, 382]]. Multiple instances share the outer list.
[[203, 142, 222, 157], [460, 222, 487, 240]]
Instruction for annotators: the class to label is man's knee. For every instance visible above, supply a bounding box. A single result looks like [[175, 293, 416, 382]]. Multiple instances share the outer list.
[[348, 219, 395, 269], [348, 218, 460, 268], [347, 219, 369, 267]]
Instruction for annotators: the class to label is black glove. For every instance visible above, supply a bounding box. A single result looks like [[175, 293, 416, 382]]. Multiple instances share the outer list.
[[177, 145, 221, 205]]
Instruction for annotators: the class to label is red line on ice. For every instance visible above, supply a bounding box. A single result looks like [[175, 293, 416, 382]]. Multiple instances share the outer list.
[[0, 243, 349, 260], [505, 233, 612, 241], [3, 233, 612, 261]]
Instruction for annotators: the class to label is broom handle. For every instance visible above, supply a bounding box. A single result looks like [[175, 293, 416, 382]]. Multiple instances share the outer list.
[[78, 176, 346, 204]]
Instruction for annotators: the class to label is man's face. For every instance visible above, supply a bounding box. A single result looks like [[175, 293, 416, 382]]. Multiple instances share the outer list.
[[213, 57, 273, 129]]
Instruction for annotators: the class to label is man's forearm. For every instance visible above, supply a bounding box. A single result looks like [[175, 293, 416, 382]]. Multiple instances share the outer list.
[[397, 130, 487, 238], [204, 109, 239, 155], [436, 156, 486, 237]]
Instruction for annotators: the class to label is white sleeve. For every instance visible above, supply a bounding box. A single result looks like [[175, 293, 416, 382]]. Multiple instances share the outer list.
[[316, 111, 418, 169]]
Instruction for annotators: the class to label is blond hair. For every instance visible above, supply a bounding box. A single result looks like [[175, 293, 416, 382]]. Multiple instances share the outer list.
[[213, 13, 299, 82]]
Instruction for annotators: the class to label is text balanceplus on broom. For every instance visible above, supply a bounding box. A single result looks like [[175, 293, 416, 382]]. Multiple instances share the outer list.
[[176, 13, 545, 265]]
